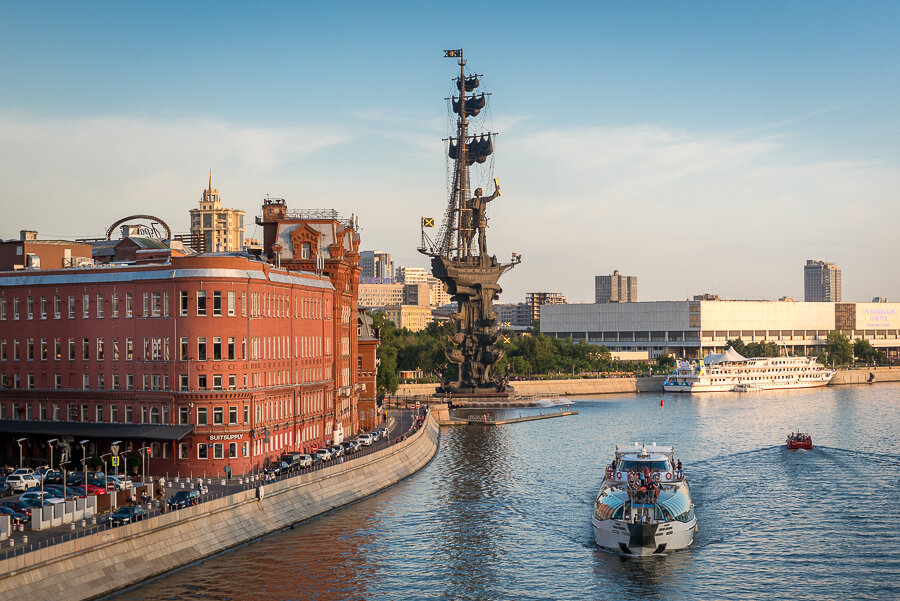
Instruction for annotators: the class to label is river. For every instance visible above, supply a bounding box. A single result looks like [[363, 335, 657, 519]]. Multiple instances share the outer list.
[[109, 383, 900, 600]]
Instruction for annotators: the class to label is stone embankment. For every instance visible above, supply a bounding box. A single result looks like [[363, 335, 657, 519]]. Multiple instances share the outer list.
[[395, 367, 900, 400], [0, 412, 440, 601]]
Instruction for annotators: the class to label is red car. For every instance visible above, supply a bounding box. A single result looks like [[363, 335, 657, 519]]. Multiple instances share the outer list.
[[72, 483, 107, 496], [0, 500, 32, 518]]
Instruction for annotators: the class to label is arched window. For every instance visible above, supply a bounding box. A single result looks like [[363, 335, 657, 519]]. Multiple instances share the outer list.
[[149, 407, 160, 424]]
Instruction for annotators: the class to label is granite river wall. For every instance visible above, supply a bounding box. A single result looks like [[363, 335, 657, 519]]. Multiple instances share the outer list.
[[0, 412, 440, 601]]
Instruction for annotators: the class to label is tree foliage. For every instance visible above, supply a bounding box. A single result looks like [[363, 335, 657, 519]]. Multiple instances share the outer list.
[[656, 354, 676, 370], [726, 338, 781, 358], [853, 338, 888, 365], [825, 331, 853, 365]]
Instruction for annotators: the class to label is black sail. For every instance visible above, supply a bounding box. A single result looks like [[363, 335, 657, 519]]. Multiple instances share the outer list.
[[452, 94, 486, 118], [456, 75, 479, 92], [448, 134, 493, 165]]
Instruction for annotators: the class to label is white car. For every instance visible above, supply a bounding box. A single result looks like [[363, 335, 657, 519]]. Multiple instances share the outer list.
[[105, 476, 134, 491], [314, 448, 332, 462], [356, 434, 374, 446], [19, 491, 63, 504], [10, 468, 35, 477], [296, 454, 313, 468], [6, 474, 40, 492]]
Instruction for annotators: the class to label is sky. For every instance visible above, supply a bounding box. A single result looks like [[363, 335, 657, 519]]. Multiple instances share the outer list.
[[1, 1, 899, 304]]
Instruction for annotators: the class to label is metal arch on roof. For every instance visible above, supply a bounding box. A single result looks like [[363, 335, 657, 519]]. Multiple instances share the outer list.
[[105, 215, 173, 240]]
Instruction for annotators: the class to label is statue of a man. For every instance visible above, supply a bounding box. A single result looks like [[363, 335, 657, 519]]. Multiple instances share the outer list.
[[471, 180, 500, 256]]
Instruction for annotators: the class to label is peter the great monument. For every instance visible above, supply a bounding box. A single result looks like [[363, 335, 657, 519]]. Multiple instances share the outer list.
[[420, 49, 521, 398]]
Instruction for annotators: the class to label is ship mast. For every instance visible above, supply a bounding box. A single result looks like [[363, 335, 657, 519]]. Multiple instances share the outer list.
[[455, 51, 469, 260]]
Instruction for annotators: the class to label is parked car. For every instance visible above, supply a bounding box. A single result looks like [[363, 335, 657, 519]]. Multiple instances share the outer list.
[[356, 434, 374, 446], [279, 453, 306, 468], [73, 483, 106, 495], [40, 485, 76, 500], [0, 506, 28, 525], [264, 461, 290, 477], [314, 448, 333, 462], [105, 476, 133, 491], [329, 446, 344, 459], [377, 427, 389, 439], [20, 498, 52, 510], [1, 500, 33, 518], [43, 470, 64, 485], [295, 454, 314, 468], [19, 491, 63, 504], [6, 474, 40, 493], [109, 506, 147, 526], [10, 468, 35, 477], [307, 453, 322, 467], [167, 490, 200, 509], [341, 440, 360, 454]]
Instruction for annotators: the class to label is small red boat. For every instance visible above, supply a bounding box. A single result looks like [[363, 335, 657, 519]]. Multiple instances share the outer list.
[[786, 432, 813, 450]]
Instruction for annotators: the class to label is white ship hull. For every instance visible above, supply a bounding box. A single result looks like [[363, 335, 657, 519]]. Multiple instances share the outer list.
[[663, 379, 831, 394], [591, 515, 697, 555]]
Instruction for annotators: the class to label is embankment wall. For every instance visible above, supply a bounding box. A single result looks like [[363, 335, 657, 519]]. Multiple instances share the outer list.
[[831, 366, 900, 385], [0, 413, 440, 601]]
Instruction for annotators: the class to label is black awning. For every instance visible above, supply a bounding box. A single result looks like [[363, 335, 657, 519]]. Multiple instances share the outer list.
[[0, 420, 193, 441]]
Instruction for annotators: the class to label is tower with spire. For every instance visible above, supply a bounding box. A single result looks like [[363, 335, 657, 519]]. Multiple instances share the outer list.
[[189, 171, 246, 253]]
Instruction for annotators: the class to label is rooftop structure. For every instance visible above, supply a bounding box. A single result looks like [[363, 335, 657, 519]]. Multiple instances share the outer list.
[[526, 291, 567, 322], [596, 270, 637, 303], [189, 173, 246, 253], [804, 259, 841, 302]]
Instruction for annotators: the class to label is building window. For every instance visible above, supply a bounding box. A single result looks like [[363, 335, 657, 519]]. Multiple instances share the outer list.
[[54, 338, 61, 360], [68, 338, 75, 360], [54, 374, 61, 389], [228, 291, 236, 316], [40, 339, 47, 361], [67, 295, 74, 319], [151, 292, 162, 317], [96, 405, 103, 422], [0, 298, 5, 320], [81, 404, 89, 421], [301, 243, 311, 259], [179, 443, 189, 459], [13, 297, 20, 320], [198, 374, 207, 389], [150, 407, 160, 424], [244, 405, 249, 424], [112, 338, 119, 361], [125, 293, 133, 317], [213, 443, 224, 460], [213, 406, 224, 425], [97, 374, 105, 389], [179, 374, 188, 391], [40, 296, 47, 319], [197, 337, 207, 361], [242, 292, 247, 316], [27, 374, 34, 389], [82, 374, 90, 389], [179, 406, 189, 424], [27, 338, 34, 360], [227, 337, 235, 360], [111, 292, 118, 318], [197, 407, 208, 425], [126, 338, 134, 361], [213, 375, 223, 390], [96, 294, 104, 318], [213, 291, 222, 316], [113, 374, 120, 390], [197, 444, 208, 460], [197, 290, 207, 316], [180, 291, 188, 316], [27, 296, 33, 319], [82, 338, 90, 360], [229, 374, 236, 390], [124, 405, 133, 423], [82, 294, 89, 318], [229, 442, 238, 459], [126, 374, 134, 390], [213, 337, 222, 360], [97, 338, 104, 360], [141, 406, 147, 423]]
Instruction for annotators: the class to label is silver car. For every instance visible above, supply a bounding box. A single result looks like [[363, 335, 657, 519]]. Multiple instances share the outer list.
[[314, 448, 332, 462]]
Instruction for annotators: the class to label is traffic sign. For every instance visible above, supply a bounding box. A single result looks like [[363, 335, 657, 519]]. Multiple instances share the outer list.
[[111, 456, 119, 467]]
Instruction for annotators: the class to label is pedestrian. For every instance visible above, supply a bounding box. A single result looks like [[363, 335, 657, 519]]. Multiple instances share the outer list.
[[225, 465, 232, 480]]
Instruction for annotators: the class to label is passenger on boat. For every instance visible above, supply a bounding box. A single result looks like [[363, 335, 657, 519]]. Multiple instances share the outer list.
[[676, 460, 683, 480]]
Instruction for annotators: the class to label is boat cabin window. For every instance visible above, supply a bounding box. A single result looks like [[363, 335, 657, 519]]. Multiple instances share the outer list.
[[619, 460, 670, 471]]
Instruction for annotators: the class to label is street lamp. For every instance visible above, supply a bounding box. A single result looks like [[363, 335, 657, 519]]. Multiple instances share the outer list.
[[140, 445, 150, 486], [15, 437, 26, 469], [111, 441, 121, 480], [47, 438, 58, 471], [100, 453, 112, 492], [79, 440, 89, 495]]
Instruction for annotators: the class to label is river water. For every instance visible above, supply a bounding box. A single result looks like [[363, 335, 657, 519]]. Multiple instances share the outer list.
[[110, 383, 900, 601]]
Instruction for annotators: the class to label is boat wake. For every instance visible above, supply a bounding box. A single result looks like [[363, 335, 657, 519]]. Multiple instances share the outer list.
[[534, 398, 568, 408]]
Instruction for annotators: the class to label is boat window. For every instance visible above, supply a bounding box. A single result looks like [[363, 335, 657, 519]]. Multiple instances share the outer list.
[[620, 460, 670, 471]]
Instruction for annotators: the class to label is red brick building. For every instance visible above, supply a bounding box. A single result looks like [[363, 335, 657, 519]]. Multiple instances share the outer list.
[[0, 247, 360, 477]]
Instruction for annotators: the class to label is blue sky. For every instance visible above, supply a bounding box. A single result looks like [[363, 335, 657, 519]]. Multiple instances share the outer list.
[[2, 1, 899, 302]]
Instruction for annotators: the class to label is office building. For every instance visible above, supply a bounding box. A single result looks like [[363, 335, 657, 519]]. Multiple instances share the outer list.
[[360, 250, 393, 279], [804, 260, 841, 302], [541, 299, 900, 361], [189, 174, 245, 253], [595, 270, 638, 303], [526, 292, 567, 323]]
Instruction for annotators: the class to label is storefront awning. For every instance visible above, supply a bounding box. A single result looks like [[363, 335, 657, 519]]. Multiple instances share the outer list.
[[0, 420, 193, 441]]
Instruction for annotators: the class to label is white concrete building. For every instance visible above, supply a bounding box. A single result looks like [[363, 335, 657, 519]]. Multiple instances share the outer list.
[[541, 300, 900, 360]]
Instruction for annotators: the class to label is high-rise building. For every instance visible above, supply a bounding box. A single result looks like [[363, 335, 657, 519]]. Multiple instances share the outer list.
[[804, 260, 841, 302], [595, 270, 638, 303], [495, 303, 533, 327], [525, 292, 566, 323], [396, 266, 429, 284], [360, 250, 393, 279], [189, 173, 245, 253]]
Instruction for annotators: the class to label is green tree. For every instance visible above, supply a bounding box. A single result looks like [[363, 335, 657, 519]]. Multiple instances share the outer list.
[[657, 354, 676, 370], [726, 338, 746, 355], [825, 331, 853, 365]]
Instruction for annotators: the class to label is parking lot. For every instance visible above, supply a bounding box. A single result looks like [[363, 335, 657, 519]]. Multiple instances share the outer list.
[[0, 409, 422, 559]]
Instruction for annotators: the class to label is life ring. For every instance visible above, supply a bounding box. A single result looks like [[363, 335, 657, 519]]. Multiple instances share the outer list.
[[615, 471, 623, 480], [665, 472, 672, 481]]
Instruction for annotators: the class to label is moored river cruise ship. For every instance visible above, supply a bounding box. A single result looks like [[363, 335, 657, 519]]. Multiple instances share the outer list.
[[592, 443, 696, 555], [663, 347, 835, 393]]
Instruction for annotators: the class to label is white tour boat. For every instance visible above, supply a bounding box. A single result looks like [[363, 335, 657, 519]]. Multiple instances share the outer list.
[[592, 442, 696, 555], [662, 347, 835, 393]]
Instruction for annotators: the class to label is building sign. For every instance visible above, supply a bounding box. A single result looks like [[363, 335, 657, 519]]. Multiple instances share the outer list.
[[105, 214, 172, 240], [209, 434, 243, 441], [857, 305, 899, 329], [360, 277, 398, 285]]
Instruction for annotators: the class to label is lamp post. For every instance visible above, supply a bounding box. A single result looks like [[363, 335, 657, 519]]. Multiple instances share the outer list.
[[140, 445, 150, 486], [47, 438, 58, 472], [100, 453, 112, 492], [16, 438, 26, 469], [60, 455, 70, 501], [79, 440, 89, 495], [111, 440, 122, 480]]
